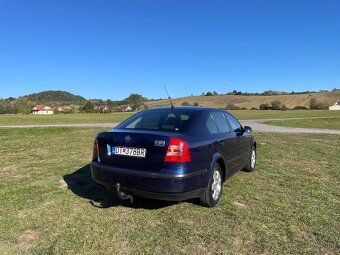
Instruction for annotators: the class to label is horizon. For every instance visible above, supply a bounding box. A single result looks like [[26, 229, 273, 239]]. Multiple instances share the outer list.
[[1, 0, 339, 100], [1, 88, 339, 102]]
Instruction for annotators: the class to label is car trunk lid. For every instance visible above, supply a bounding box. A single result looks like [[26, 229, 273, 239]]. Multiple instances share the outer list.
[[97, 129, 172, 172]]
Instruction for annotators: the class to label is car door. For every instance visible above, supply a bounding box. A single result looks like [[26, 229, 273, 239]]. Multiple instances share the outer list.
[[209, 111, 239, 174], [224, 112, 253, 169]]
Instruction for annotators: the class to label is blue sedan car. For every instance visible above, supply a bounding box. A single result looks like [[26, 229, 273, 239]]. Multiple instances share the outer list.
[[91, 107, 256, 207]]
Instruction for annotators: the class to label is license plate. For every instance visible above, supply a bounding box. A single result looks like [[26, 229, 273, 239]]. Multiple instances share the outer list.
[[107, 145, 147, 158]]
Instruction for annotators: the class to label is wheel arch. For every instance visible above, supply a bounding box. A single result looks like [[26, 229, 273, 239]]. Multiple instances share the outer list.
[[211, 153, 228, 182], [253, 140, 257, 149]]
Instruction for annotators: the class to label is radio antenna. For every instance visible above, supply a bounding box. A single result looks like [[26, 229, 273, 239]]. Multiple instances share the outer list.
[[164, 85, 174, 109]]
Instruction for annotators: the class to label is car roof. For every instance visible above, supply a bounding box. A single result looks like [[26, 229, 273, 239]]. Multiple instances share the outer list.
[[144, 106, 222, 113]]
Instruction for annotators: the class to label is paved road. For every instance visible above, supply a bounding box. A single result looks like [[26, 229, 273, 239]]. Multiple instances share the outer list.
[[0, 118, 339, 135], [240, 119, 340, 135]]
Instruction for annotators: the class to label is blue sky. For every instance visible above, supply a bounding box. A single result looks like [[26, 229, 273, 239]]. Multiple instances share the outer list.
[[0, 0, 339, 100]]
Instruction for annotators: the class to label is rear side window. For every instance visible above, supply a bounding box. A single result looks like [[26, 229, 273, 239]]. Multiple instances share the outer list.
[[210, 111, 232, 133], [224, 112, 242, 132], [116, 109, 196, 132], [206, 114, 219, 134]]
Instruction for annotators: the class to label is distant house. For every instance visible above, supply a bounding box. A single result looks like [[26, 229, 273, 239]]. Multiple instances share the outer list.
[[32, 105, 54, 114], [329, 102, 340, 110], [55, 107, 65, 112], [118, 106, 132, 112], [95, 105, 110, 112]]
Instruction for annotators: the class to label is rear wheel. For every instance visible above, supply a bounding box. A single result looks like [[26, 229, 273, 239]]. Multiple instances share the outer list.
[[200, 164, 223, 207], [244, 146, 256, 172]]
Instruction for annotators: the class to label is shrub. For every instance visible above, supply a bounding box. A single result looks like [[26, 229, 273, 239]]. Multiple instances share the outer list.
[[271, 100, 282, 110], [309, 98, 328, 109], [281, 104, 288, 111], [193, 102, 199, 106], [225, 103, 241, 110], [181, 102, 191, 106], [251, 107, 258, 110], [259, 103, 271, 110], [293, 106, 308, 110]]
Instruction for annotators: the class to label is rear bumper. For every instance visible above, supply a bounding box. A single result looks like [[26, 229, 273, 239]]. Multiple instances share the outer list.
[[90, 162, 207, 201]]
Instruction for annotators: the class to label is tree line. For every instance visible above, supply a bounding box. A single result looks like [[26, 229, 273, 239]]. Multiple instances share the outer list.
[[0, 98, 33, 114], [0, 93, 148, 114], [81, 94, 147, 113]]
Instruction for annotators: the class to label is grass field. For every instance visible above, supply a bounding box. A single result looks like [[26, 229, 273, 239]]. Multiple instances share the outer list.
[[265, 117, 340, 130], [0, 110, 339, 126], [0, 113, 133, 126], [0, 127, 339, 254]]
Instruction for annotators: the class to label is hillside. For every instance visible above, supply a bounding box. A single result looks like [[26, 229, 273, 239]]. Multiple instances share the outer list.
[[24, 90, 86, 103], [145, 91, 340, 109]]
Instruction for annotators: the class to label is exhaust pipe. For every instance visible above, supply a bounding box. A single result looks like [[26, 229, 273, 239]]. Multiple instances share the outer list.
[[115, 183, 133, 203]]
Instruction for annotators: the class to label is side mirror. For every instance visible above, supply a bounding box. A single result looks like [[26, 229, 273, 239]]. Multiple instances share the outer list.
[[243, 126, 252, 133]]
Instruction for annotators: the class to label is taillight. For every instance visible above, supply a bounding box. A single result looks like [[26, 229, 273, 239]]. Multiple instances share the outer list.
[[93, 138, 100, 162], [164, 137, 191, 163]]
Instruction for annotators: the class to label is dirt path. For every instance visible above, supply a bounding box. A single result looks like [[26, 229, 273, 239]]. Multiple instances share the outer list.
[[240, 119, 340, 135]]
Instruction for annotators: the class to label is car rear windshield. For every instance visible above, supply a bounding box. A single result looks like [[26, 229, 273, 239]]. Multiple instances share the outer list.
[[116, 109, 197, 132]]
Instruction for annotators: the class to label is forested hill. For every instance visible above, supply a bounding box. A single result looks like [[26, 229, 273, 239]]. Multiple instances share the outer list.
[[24, 90, 86, 103]]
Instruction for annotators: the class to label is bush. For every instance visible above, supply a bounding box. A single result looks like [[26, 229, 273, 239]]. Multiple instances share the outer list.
[[281, 104, 288, 111], [293, 106, 308, 110], [181, 102, 191, 106], [193, 102, 199, 106], [271, 100, 282, 110], [309, 98, 328, 109], [225, 103, 241, 110], [259, 103, 271, 110], [251, 107, 258, 110]]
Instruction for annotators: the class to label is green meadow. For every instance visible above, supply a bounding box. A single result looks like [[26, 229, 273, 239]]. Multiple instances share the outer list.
[[265, 117, 340, 130], [0, 110, 339, 126], [0, 127, 339, 254]]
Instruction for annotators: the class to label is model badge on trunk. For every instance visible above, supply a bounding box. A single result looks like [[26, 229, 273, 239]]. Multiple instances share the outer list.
[[154, 140, 165, 147]]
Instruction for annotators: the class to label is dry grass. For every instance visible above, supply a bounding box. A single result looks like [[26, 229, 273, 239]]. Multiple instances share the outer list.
[[18, 230, 40, 250], [146, 90, 340, 109]]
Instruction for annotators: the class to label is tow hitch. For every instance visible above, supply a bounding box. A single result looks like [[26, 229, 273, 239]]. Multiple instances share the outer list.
[[115, 183, 133, 203]]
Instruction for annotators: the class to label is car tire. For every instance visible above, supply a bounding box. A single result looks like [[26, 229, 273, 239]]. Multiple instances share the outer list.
[[200, 163, 223, 207], [244, 146, 256, 172]]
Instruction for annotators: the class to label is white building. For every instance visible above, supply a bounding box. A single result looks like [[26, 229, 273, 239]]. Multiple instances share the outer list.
[[32, 105, 54, 114], [329, 102, 340, 110], [95, 105, 110, 112]]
